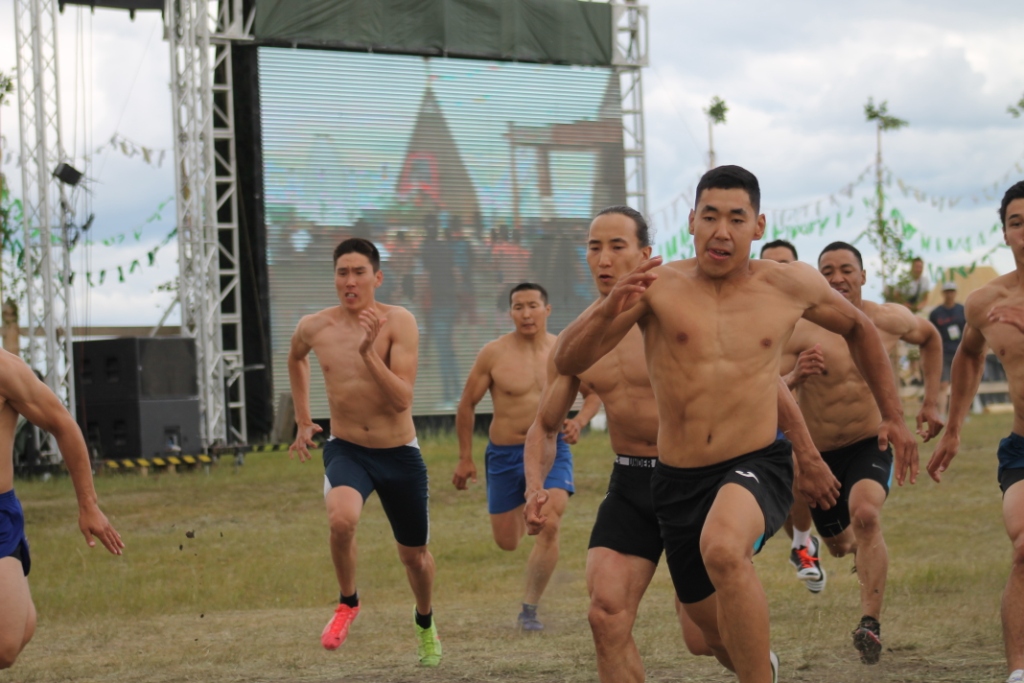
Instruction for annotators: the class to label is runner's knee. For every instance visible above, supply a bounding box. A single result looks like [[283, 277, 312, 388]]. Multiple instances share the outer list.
[[1011, 533, 1024, 571], [496, 536, 519, 552], [398, 546, 431, 572], [328, 512, 358, 542], [850, 502, 881, 534], [588, 598, 632, 640], [699, 535, 747, 578], [0, 638, 22, 670]]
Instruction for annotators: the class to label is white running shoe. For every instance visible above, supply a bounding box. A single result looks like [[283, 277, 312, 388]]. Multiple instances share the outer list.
[[789, 535, 826, 593]]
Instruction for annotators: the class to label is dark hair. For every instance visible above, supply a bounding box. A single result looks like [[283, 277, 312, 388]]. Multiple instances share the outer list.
[[819, 241, 863, 269], [509, 282, 548, 307], [695, 165, 761, 213], [999, 181, 1024, 229], [911, 256, 923, 264], [595, 205, 650, 248], [334, 237, 380, 272], [760, 239, 798, 260]]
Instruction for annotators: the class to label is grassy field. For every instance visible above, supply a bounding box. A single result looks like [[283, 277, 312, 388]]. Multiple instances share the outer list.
[[1, 413, 1017, 683]]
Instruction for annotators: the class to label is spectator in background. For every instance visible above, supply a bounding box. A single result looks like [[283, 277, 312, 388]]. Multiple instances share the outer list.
[[897, 257, 932, 313], [447, 217, 476, 323], [419, 214, 461, 408], [928, 281, 967, 413]]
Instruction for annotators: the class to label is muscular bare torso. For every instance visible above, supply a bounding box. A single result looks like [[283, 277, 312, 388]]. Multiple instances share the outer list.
[[0, 392, 16, 493], [965, 274, 1024, 436], [302, 303, 417, 448], [487, 333, 557, 446], [578, 325, 658, 457], [640, 260, 808, 467], [786, 301, 909, 451]]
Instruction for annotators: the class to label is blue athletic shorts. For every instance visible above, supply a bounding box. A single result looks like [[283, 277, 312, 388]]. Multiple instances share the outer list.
[[998, 432, 1024, 495], [322, 436, 430, 547], [485, 435, 574, 514], [0, 489, 31, 576]]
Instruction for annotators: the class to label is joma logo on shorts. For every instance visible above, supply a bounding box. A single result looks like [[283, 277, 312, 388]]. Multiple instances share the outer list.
[[735, 470, 759, 483]]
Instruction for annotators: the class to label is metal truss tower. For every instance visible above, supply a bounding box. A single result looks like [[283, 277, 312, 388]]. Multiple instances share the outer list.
[[14, 0, 75, 460], [612, 1, 649, 217], [166, 0, 251, 446]]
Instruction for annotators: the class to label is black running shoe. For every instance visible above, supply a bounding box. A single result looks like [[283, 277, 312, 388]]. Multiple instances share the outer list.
[[852, 616, 882, 665]]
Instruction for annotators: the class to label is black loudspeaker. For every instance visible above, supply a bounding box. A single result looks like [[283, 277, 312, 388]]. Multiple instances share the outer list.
[[73, 338, 202, 459]]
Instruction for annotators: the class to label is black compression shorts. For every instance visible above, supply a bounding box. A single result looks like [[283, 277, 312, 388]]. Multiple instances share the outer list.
[[651, 439, 794, 604], [588, 456, 662, 565], [809, 436, 892, 539]]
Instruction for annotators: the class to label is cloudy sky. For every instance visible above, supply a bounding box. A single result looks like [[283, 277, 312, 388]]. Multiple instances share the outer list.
[[1, 0, 1022, 326]]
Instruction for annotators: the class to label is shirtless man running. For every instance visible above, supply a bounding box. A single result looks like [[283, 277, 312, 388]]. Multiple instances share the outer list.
[[760, 239, 827, 593], [782, 241, 943, 664], [553, 166, 915, 683], [522, 207, 824, 681], [288, 237, 441, 666], [452, 282, 599, 630], [928, 180, 1024, 683], [0, 350, 123, 669]]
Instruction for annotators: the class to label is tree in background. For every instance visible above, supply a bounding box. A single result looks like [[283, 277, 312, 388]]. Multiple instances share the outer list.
[[864, 97, 911, 299], [0, 69, 20, 355], [704, 96, 728, 170], [1008, 92, 1024, 118]]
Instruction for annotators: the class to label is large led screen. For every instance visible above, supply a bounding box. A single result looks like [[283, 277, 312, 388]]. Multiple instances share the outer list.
[[259, 48, 625, 416]]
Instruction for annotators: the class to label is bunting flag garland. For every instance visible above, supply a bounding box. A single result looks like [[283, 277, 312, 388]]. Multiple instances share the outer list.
[[2, 193, 178, 290], [890, 153, 1024, 209], [0, 133, 168, 171]]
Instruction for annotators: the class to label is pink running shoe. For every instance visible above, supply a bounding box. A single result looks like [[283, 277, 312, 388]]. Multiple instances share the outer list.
[[321, 604, 360, 650]]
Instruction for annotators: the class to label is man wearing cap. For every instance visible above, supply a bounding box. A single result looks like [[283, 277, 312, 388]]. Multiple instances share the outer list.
[[929, 281, 967, 414]]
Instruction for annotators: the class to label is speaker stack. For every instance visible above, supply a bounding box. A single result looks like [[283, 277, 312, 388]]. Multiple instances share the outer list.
[[73, 338, 202, 460]]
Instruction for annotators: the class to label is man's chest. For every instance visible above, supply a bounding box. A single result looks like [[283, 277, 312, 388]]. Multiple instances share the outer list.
[[491, 356, 546, 397]]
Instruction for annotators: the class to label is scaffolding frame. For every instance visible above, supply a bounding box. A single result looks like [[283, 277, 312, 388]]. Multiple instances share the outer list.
[[612, 1, 649, 217], [166, 0, 252, 446], [14, 0, 75, 461]]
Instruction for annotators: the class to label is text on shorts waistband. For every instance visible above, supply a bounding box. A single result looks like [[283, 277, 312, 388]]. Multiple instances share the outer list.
[[615, 455, 657, 468]]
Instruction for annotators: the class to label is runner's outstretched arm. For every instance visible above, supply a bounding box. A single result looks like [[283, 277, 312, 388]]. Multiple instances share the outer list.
[[928, 319, 987, 481], [777, 377, 839, 509], [2, 351, 123, 555], [524, 355, 582, 534], [554, 258, 659, 376], [287, 318, 321, 462]]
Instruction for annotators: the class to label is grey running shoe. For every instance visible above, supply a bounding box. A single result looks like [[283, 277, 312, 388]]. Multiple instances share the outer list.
[[852, 616, 882, 664], [769, 650, 779, 683], [517, 606, 544, 632]]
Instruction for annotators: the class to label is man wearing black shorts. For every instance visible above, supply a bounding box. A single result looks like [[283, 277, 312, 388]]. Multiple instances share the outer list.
[[289, 238, 440, 666], [552, 167, 914, 683], [783, 241, 943, 664], [523, 207, 712, 681], [929, 181, 1024, 683]]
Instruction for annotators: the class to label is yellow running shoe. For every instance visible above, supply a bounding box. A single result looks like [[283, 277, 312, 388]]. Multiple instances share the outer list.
[[414, 608, 442, 667]]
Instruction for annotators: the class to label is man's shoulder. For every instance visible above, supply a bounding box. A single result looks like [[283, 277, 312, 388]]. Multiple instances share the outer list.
[[754, 258, 822, 292], [965, 278, 1013, 314], [378, 301, 415, 319], [866, 300, 916, 333], [0, 350, 30, 398]]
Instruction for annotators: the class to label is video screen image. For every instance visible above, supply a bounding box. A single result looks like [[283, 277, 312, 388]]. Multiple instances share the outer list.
[[259, 48, 625, 415]]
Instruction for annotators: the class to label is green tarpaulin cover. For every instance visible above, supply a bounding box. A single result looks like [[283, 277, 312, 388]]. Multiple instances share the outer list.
[[254, 0, 613, 66]]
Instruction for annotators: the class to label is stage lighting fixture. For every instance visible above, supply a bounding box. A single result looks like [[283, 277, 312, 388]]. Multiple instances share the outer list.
[[52, 162, 83, 187]]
